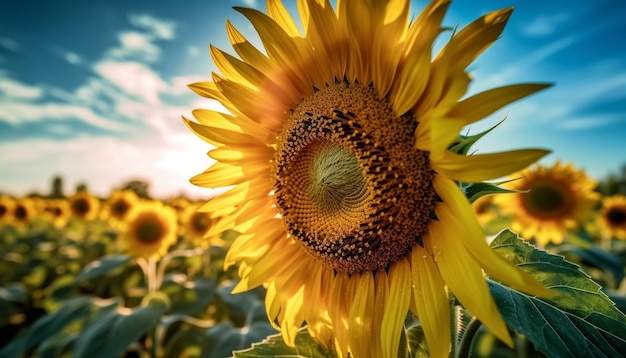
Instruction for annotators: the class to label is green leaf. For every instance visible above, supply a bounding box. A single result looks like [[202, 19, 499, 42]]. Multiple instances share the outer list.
[[75, 254, 130, 282], [163, 275, 217, 316], [556, 245, 625, 288], [488, 229, 626, 357], [405, 324, 429, 358], [448, 119, 503, 155], [72, 292, 170, 358], [0, 296, 93, 357], [231, 327, 333, 358], [460, 181, 521, 203]]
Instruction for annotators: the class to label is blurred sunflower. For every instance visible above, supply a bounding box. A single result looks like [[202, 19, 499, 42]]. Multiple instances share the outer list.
[[0, 196, 16, 225], [495, 161, 599, 246], [120, 200, 178, 260], [68, 191, 101, 221], [43, 198, 71, 229], [185, 1, 551, 357], [472, 195, 498, 228], [181, 202, 219, 247], [104, 189, 139, 227], [12, 197, 36, 229], [598, 195, 626, 240]]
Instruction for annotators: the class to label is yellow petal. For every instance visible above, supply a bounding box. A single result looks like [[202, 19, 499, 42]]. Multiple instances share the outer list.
[[300, 0, 347, 82], [184, 118, 263, 147], [438, 7, 513, 71], [424, 222, 513, 347], [447, 83, 552, 125], [235, 7, 312, 94], [381, 257, 412, 358], [371, 0, 409, 97], [190, 161, 266, 188], [348, 272, 375, 358], [226, 20, 274, 75], [210, 44, 263, 89], [410, 245, 451, 358], [391, 0, 448, 116], [431, 149, 550, 183], [434, 175, 553, 297], [267, 0, 302, 37]]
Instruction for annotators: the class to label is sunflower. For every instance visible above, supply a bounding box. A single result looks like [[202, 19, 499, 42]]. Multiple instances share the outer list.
[[472, 195, 498, 228], [104, 189, 139, 227], [12, 197, 36, 229], [0, 196, 16, 225], [598, 195, 626, 240], [185, 1, 551, 357], [68, 191, 101, 221], [181, 202, 219, 247], [494, 161, 599, 247], [43, 198, 71, 229], [120, 200, 178, 260]]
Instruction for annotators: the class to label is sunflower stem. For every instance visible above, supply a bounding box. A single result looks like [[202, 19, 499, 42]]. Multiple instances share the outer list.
[[455, 317, 482, 358]]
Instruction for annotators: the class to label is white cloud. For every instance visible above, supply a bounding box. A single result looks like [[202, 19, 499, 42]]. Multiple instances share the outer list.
[[64, 51, 83, 65], [521, 13, 570, 37], [94, 60, 167, 104], [557, 114, 624, 130], [107, 31, 161, 62], [170, 75, 206, 95], [0, 136, 215, 199], [129, 14, 176, 40], [0, 102, 130, 131], [0, 76, 43, 99]]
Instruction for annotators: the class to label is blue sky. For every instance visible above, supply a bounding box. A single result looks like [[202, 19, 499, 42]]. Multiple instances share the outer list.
[[1, 0, 625, 199]]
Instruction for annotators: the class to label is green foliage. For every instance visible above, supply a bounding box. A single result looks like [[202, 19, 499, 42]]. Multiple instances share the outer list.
[[232, 328, 334, 358], [488, 229, 626, 357]]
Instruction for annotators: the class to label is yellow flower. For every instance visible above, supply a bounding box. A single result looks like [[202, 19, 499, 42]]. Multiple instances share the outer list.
[[598, 195, 626, 240], [120, 200, 178, 260], [104, 189, 139, 227], [495, 161, 599, 246], [43, 198, 71, 229], [472, 195, 498, 227], [0, 196, 16, 225], [185, 1, 551, 357], [12, 197, 36, 229], [181, 202, 219, 247], [68, 191, 101, 221]]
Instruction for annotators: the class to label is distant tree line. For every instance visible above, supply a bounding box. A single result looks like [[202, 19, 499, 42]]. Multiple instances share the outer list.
[[596, 164, 626, 196]]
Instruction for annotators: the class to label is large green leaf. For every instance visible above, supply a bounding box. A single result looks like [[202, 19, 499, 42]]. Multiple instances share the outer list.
[[488, 229, 626, 357], [74, 254, 130, 282], [0, 296, 93, 357], [231, 328, 333, 358], [72, 292, 170, 358]]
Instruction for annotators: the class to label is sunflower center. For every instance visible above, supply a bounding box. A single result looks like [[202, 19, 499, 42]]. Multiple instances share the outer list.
[[272, 83, 436, 274], [134, 216, 164, 243], [191, 212, 211, 233], [112, 200, 130, 218], [71, 198, 90, 217], [607, 208, 626, 225], [522, 183, 571, 218]]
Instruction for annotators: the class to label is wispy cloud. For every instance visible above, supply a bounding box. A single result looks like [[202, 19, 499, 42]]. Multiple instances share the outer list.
[[0, 75, 43, 99], [520, 13, 570, 37], [94, 60, 168, 104], [129, 14, 176, 40]]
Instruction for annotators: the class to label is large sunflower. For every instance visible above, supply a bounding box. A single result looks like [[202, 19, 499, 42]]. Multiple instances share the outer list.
[[120, 200, 178, 260], [495, 161, 599, 247], [598, 195, 626, 240], [185, 1, 551, 357]]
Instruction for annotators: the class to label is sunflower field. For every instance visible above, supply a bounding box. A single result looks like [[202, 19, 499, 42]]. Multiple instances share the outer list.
[[1, 166, 626, 357]]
